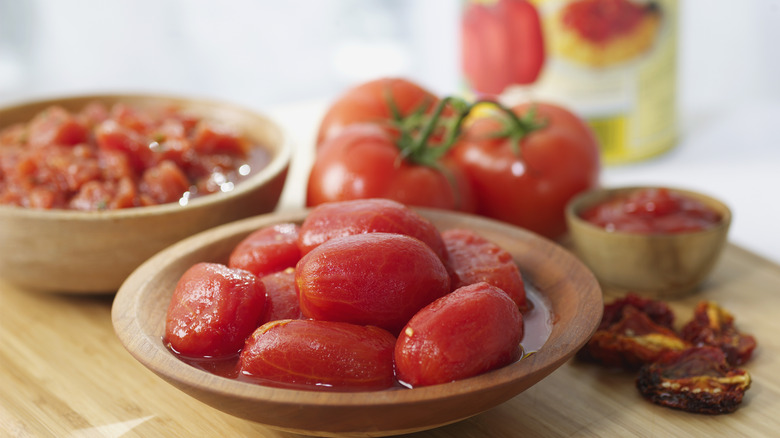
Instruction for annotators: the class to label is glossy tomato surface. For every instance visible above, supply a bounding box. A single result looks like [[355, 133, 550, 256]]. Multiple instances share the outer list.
[[258, 268, 302, 324], [307, 124, 475, 213], [239, 319, 397, 390], [297, 198, 448, 262], [442, 228, 527, 311], [395, 282, 524, 387], [228, 223, 301, 278], [164, 262, 266, 358], [296, 232, 451, 334], [452, 102, 600, 239], [315, 77, 440, 146]]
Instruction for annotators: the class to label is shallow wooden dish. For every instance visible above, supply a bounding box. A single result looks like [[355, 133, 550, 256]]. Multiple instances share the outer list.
[[112, 208, 603, 437], [0, 94, 291, 294], [566, 186, 732, 298]]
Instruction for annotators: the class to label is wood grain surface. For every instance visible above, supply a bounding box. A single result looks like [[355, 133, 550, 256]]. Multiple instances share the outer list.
[[2, 243, 779, 437]]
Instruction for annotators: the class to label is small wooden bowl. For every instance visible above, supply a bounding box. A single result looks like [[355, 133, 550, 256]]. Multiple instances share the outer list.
[[0, 94, 291, 293], [566, 186, 732, 298], [112, 209, 603, 437]]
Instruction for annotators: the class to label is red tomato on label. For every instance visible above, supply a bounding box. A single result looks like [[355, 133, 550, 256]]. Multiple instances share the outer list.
[[462, 0, 546, 95], [164, 262, 266, 358], [316, 77, 440, 147], [228, 223, 301, 277], [297, 198, 448, 263], [307, 124, 476, 213], [442, 228, 527, 311], [239, 319, 396, 390], [296, 232, 451, 334], [395, 282, 524, 387], [452, 102, 600, 239]]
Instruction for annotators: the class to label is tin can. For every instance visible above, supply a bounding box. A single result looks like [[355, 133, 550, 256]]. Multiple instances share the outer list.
[[461, 0, 678, 165]]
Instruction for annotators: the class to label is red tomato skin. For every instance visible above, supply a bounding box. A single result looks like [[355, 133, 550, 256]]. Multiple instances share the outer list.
[[296, 232, 451, 334], [307, 124, 476, 213], [164, 262, 266, 358], [239, 319, 396, 390], [258, 268, 302, 323], [316, 77, 439, 147], [442, 228, 527, 311], [228, 223, 302, 278], [452, 102, 600, 240], [462, 0, 545, 95], [297, 198, 448, 263], [395, 282, 524, 387]]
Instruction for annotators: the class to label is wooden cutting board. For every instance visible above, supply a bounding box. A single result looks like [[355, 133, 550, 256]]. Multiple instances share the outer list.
[[1, 243, 778, 437]]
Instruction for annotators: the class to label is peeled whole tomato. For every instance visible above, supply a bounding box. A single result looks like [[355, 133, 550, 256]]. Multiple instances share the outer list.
[[395, 282, 524, 387], [164, 262, 266, 358], [442, 228, 527, 311], [296, 232, 451, 334], [239, 319, 397, 390], [297, 198, 448, 263], [228, 223, 301, 278]]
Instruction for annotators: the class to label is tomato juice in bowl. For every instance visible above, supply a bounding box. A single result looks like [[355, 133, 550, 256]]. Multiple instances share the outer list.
[[0, 93, 291, 293], [566, 186, 731, 297]]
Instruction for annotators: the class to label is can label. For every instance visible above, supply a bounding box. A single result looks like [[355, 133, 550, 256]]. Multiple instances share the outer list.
[[462, 0, 678, 165]]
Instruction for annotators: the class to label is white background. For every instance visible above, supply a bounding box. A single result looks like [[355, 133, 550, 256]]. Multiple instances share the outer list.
[[1, 0, 779, 263]]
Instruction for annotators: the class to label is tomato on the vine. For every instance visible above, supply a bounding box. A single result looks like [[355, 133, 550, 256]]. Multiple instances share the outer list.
[[307, 123, 475, 212], [316, 77, 441, 147], [451, 102, 600, 240]]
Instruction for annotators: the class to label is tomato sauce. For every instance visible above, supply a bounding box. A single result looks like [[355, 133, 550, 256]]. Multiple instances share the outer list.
[[0, 102, 269, 210], [167, 285, 553, 392], [581, 188, 723, 234]]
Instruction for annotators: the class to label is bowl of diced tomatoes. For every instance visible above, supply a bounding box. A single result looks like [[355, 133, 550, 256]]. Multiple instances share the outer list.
[[0, 94, 291, 293], [112, 199, 603, 436]]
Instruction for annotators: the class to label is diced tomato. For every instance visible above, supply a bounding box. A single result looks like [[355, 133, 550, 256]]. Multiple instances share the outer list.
[[28, 106, 88, 148], [140, 160, 190, 205], [192, 122, 248, 155]]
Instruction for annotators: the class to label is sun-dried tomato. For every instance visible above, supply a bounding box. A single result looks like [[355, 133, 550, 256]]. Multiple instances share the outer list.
[[599, 293, 675, 331], [636, 346, 751, 414], [579, 305, 689, 369], [681, 301, 757, 366]]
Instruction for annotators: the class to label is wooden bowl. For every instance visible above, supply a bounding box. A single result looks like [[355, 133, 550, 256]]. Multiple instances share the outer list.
[[565, 186, 732, 298], [0, 94, 291, 293], [112, 208, 603, 437]]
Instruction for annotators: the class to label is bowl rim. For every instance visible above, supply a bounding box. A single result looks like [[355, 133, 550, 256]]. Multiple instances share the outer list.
[[112, 208, 604, 410], [565, 185, 733, 237], [0, 93, 293, 221]]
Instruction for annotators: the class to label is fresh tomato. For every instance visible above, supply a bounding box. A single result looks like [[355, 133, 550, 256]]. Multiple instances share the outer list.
[[228, 223, 301, 277], [462, 0, 546, 95], [395, 282, 524, 387], [164, 262, 266, 358], [316, 77, 440, 147], [296, 232, 451, 334], [307, 123, 476, 213], [451, 102, 600, 240], [239, 319, 397, 390], [442, 228, 527, 311], [297, 198, 448, 263]]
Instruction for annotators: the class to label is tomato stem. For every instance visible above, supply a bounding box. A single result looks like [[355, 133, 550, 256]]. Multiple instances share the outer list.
[[472, 100, 546, 156]]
